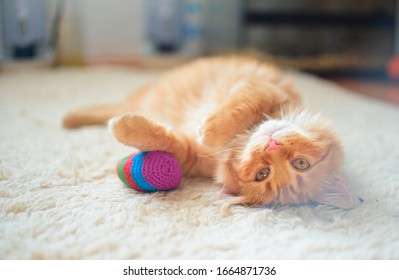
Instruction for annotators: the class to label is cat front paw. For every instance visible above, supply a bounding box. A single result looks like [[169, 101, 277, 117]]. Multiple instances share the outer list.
[[198, 117, 233, 148], [109, 114, 164, 149]]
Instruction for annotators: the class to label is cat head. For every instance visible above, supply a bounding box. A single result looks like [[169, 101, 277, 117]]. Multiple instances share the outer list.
[[217, 110, 353, 209]]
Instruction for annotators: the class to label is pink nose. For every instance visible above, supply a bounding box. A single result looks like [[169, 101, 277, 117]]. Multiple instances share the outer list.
[[265, 135, 282, 151]]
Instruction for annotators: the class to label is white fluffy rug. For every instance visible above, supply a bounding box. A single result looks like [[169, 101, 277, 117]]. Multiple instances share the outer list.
[[1, 66, 399, 259]]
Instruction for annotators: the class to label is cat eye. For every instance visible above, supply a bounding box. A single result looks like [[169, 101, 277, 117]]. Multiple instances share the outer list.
[[255, 167, 270, 181], [291, 158, 311, 171]]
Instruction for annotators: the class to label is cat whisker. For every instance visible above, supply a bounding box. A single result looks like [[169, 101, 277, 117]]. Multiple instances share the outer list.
[[197, 147, 246, 158]]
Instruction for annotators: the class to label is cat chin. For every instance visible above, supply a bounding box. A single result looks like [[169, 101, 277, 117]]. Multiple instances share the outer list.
[[218, 184, 262, 207]]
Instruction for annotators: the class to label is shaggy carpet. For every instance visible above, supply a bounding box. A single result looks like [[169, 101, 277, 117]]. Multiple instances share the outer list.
[[0, 66, 398, 259]]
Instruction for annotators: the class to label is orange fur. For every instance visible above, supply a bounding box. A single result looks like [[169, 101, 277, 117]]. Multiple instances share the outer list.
[[63, 56, 353, 208]]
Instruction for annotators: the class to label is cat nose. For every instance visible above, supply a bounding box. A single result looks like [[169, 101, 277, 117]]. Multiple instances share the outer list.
[[265, 135, 282, 152]]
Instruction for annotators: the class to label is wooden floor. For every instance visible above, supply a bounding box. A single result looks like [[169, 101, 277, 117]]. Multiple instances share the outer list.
[[325, 77, 399, 106]]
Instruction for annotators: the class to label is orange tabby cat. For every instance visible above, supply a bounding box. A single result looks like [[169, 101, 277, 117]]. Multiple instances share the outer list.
[[63, 56, 353, 208]]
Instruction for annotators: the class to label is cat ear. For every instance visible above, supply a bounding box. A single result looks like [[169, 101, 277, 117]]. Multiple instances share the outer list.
[[312, 177, 353, 209]]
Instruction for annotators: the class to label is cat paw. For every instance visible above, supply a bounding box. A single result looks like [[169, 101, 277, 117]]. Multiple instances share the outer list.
[[198, 117, 233, 148], [109, 114, 165, 149]]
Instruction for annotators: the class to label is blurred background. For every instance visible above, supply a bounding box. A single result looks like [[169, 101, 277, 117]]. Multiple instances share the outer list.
[[1, 0, 398, 101]]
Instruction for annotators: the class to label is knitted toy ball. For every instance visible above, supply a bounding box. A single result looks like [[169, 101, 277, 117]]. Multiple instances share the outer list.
[[117, 151, 182, 192]]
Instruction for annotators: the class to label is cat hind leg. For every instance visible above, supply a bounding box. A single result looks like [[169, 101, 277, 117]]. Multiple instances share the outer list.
[[63, 84, 153, 129], [63, 103, 128, 128], [109, 114, 169, 150]]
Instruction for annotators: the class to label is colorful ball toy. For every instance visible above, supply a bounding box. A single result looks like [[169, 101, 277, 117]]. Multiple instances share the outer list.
[[117, 151, 182, 192]]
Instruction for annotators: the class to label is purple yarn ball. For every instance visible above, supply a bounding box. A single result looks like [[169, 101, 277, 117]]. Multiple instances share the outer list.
[[141, 151, 182, 191], [117, 151, 182, 192]]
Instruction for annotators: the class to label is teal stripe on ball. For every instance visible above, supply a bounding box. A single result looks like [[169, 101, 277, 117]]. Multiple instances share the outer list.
[[131, 152, 158, 192]]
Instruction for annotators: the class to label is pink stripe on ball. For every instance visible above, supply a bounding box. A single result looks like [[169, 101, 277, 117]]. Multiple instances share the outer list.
[[141, 151, 182, 191]]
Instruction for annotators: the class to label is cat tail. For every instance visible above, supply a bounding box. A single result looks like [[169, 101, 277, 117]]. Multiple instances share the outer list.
[[63, 103, 130, 128]]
